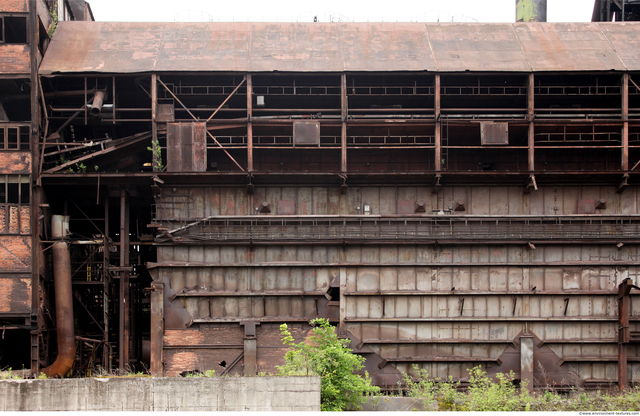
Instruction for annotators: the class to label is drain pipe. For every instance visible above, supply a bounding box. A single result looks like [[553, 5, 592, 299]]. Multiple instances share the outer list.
[[42, 216, 75, 377]]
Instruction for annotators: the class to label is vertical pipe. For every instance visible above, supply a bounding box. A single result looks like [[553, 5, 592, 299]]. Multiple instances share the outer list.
[[623, 73, 629, 171], [435, 74, 441, 172], [247, 74, 253, 172], [341, 74, 347, 173], [151, 74, 158, 172], [103, 197, 110, 370], [118, 190, 130, 370], [528, 73, 535, 171], [42, 242, 75, 378]]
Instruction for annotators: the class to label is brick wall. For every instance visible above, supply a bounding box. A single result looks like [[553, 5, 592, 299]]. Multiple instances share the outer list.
[[0, 275, 31, 313], [0, 0, 28, 13], [0, 236, 31, 272]]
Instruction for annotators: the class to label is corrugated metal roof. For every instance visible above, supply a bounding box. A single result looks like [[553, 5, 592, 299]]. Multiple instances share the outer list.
[[39, 21, 640, 75]]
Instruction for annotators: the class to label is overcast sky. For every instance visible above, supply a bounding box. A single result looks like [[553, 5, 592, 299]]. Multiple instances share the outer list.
[[87, 0, 594, 23]]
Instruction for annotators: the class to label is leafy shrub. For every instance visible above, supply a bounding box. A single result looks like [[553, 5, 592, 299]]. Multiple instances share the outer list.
[[277, 318, 379, 411]]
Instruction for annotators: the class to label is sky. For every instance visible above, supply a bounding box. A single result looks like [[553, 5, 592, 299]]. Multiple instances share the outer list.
[[87, 0, 594, 23]]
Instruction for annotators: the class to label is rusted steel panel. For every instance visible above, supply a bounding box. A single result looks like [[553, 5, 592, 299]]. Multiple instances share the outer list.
[[481, 122, 509, 145], [598, 23, 640, 71], [166, 123, 182, 172], [427, 24, 531, 72], [39, 22, 640, 75], [192, 122, 206, 172], [0, 275, 30, 313], [340, 23, 436, 72], [0, 0, 28, 13], [156, 104, 175, 122], [293, 121, 319, 146], [514, 23, 626, 72]]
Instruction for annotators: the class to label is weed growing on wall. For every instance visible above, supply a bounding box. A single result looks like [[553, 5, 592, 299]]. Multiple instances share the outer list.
[[277, 318, 379, 411]]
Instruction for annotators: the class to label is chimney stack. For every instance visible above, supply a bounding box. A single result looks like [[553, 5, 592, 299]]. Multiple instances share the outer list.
[[516, 0, 547, 22]]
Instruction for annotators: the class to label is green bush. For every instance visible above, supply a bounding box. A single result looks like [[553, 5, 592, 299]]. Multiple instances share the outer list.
[[277, 318, 379, 411]]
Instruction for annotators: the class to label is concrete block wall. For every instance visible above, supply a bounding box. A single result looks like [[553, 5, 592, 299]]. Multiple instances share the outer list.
[[0, 376, 320, 411]]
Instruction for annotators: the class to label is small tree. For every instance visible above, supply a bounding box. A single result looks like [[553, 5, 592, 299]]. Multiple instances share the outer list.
[[277, 318, 379, 411]]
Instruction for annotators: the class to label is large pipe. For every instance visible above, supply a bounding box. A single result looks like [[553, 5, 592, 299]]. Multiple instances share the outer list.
[[516, 0, 547, 22], [90, 90, 107, 116], [41, 241, 75, 377]]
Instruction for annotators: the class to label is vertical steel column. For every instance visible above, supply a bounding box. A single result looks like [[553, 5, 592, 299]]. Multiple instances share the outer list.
[[151, 74, 159, 172], [103, 197, 110, 370], [150, 280, 164, 376], [29, 0, 40, 375], [618, 279, 631, 391], [623, 73, 629, 171], [341, 74, 347, 173], [118, 190, 130, 370], [520, 335, 534, 392], [528, 73, 535, 171], [435, 74, 441, 172], [247, 74, 253, 172]]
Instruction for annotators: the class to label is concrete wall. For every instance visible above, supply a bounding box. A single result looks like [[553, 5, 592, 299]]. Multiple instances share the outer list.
[[0, 376, 320, 411]]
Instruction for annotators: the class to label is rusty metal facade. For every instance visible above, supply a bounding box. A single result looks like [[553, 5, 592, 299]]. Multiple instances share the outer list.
[[2, 10, 640, 388]]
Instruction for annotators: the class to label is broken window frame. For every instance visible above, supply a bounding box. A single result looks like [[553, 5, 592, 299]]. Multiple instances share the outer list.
[[0, 124, 30, 150], [0, 175, 30, 235], [0, 14, 29, 44]]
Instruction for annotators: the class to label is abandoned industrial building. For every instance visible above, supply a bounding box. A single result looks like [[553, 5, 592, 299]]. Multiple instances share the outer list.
[[3, 0, 640, 391]]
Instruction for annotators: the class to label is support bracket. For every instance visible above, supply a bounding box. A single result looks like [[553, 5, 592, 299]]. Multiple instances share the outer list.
[[524, 174, 537, 195]]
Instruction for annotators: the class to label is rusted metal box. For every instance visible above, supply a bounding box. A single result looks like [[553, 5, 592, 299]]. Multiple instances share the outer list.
[[167, 122, 206, 172], [481, 121, 509, 145], [277, 200, 296, 215], [157, 104, 175, 122], [577, 199, 596, 214], [397, 200, 416, 215], [293, 121, 320, 146]]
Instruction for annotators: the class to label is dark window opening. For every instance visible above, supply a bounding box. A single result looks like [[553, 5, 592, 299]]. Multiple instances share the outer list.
[[0, 19, 3, 42], [0, 129, 4, 148], [19, 126, 29, 150], [20, 183, 29, 204], [3, 16, 28, 44], [7, 128, 17, 149], [7, 183, 18, 204]]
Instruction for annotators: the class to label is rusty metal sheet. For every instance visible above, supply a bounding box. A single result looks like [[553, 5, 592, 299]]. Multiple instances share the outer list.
[[277, 200, 295, 215], [427, 24, 531, 72], [293, 121, 319, 146], [157, 104, 175, 122], [167, 122, 206, 172], [481, 122, 509, 145], [40, 22, 640, 75], [339, 23, 436, 72], [598, 22, 640, 70], [513, 23, 626, 72]]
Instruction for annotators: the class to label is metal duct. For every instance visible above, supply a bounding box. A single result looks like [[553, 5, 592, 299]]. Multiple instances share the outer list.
[[42, 218, 75, 377], [90, 90, 107, 116], [516, 0, 547, 22]]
